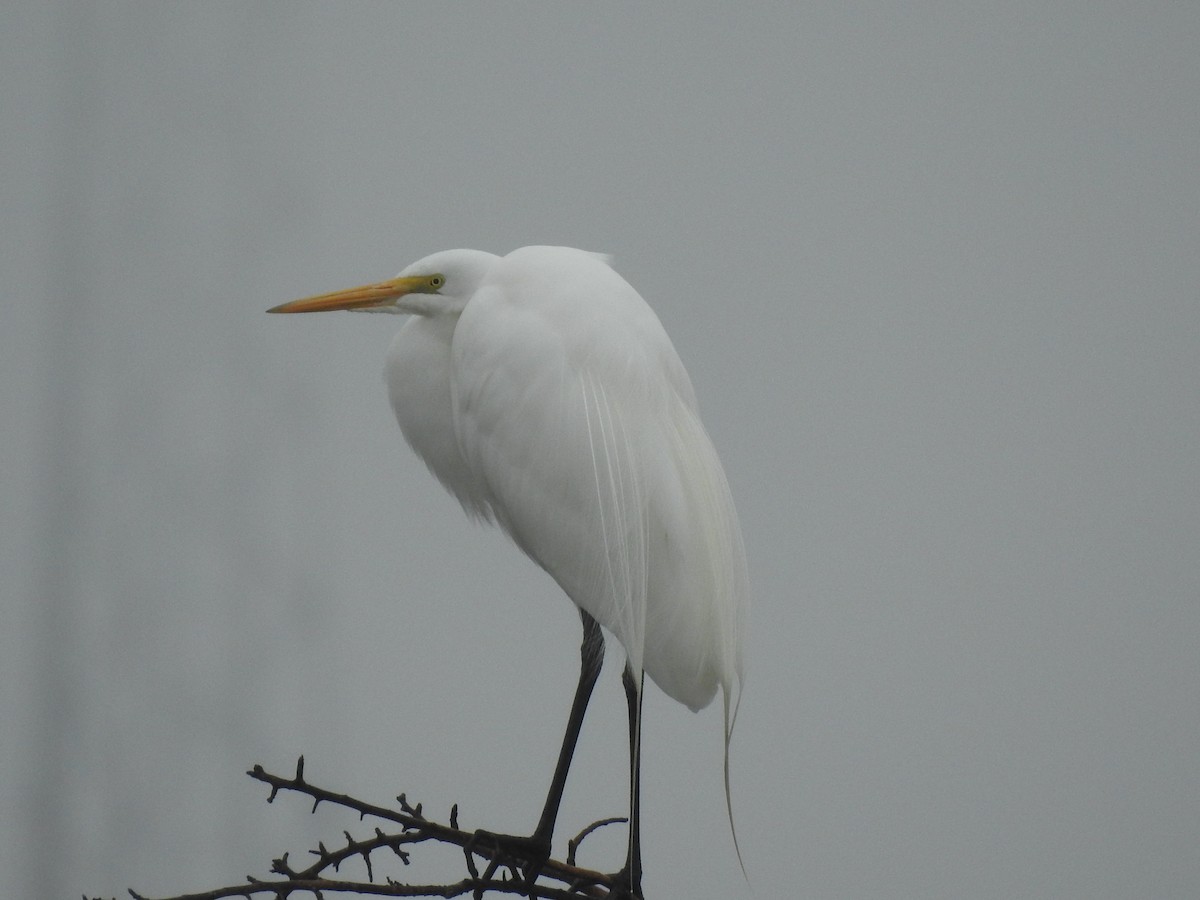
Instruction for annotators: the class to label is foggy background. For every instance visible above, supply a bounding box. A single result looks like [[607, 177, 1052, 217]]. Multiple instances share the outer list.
[[3, 4, 1197, 898]]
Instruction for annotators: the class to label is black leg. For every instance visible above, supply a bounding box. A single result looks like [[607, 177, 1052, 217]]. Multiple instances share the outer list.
[[532, 609, 605, 845], [474, 610, 604, 869], [611, 663, 644, 899]]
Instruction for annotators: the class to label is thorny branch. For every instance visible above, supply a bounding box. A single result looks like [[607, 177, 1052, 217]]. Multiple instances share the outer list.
[[86, 756, 625, 900]]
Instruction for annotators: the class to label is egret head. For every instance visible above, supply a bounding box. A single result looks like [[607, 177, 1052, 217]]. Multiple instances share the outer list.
[[268, 248, 498, 318]]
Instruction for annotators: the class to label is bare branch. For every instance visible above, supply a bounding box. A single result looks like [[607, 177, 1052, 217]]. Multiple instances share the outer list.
[[88, 759, 620, 900], [566, 819, 626, 868]]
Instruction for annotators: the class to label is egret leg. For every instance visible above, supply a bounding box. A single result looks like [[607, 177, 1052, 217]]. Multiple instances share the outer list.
[[610, 663, 644, 899], [474, 610, 604, 867], [532, 609, 605, 844]]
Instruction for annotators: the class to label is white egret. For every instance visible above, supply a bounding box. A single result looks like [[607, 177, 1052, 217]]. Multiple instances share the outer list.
[[268, 245, 747, 898]]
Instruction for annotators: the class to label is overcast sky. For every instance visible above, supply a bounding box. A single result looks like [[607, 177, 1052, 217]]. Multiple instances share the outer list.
[[3, 4, 1198, 899]]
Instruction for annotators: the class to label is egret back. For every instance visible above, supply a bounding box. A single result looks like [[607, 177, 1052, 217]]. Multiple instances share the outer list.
[[448, 247, 747, 713]]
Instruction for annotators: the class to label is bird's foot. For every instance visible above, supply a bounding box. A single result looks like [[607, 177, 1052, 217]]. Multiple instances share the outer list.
[[605, 863, 643, 900], [471, 828, 551, 861], [469, 828, 552, 886]]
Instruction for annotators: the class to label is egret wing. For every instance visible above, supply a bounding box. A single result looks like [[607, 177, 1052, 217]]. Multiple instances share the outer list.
[[449, 248, 745, 711], [450, 283, 653, 679]]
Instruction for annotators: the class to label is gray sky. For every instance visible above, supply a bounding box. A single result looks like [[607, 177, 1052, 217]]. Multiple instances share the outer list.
[[3, 3, 1198, 898]]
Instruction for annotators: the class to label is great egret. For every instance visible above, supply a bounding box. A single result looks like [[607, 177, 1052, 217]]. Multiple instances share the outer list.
[[268, 245, 747, 897]]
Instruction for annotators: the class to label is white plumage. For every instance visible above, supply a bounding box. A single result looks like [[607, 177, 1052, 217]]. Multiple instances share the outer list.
[[270, 245, 748, 893]]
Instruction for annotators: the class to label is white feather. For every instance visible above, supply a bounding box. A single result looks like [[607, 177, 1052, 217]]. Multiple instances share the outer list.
[[381, 245, 747, 863]]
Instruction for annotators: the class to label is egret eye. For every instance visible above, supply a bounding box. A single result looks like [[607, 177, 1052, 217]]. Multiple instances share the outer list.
[[429, 274, 445, 290]]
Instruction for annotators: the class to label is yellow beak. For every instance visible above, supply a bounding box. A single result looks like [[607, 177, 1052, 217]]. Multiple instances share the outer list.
[[267, 275, 430, 314]]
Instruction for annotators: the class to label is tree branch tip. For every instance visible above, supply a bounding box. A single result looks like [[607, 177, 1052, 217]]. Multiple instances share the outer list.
[[567, 816, 628, 866], [100, 762, 627, 900]]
